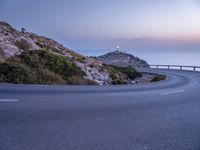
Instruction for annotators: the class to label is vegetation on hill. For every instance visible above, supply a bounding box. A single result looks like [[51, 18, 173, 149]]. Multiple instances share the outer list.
[[0, 47, 5, 62], [102, 64, 142, 84], [0, 50, 144, 85], [0, 21, 149, 85], [0, 50, 97, 85]]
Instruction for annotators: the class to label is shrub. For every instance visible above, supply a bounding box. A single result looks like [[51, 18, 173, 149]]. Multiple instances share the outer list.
[[7, 57, 21, 64], [35, 43, 63, 55], [0, 47, 5, 62], [0, 47, 4, 54], [35, 42, 44, 48], [67, 76, 97, 85], [21, 28, 26, 33], [0, 63, 36, 83], [80, 79, 98, 85], [110, 72, 118, 80], [103, 64, 142, 81], [89, 63, 95, 68], [70, 52, 86, 63], [117, 66, 142, 80], [1, 50, 86, 84], [15, 39, 31, 50], [19, 50, 85, 80], [111, 80, 127, 85], [36, 68, 66, 84], [151, 75, 166, 82], [66, 76, 84, 85]]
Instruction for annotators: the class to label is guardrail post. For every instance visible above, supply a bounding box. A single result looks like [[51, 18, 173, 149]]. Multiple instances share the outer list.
[[180, 66, 182, 70], [194, 67, 196, 71], [168, 65, 170, 69], [157, 65, 158, 69]]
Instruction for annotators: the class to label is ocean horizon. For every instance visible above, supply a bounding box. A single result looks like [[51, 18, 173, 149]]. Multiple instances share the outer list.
[[76, 49, 200, 67]]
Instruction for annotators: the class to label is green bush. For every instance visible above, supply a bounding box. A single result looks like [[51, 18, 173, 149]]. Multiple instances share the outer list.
[[0, 47, 4, 54], [35, 42, 63, 55], [15, 39, 31, 50], [111, 80, 127, 85], [35, 68, 66, 84], [0, 47, 5, 62], [66, 76, 85, 85], [109, 72, 118, 80], [68, 51, 87, 63], [0, 63, 35, 83], [151, 75, 166, 82], [0, 50, 142, 85], [103, 64, 141, 82], [82, 79, 98, 85], [114, 66, 142, 80], [19, 50, 85, 79], [1, 50, 86, 84]]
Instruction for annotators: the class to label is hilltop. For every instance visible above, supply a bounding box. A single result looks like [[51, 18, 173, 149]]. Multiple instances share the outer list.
[[0, 21, 142, 85], [98, 50, 149, 68]]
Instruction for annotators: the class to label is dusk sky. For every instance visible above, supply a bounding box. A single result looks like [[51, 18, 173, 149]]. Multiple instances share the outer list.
[[1, 0, 200, 65]]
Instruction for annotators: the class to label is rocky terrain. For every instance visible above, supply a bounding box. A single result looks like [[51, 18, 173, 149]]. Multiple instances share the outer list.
[[98, 50, 150, 68], [0, 21, 144, 85]]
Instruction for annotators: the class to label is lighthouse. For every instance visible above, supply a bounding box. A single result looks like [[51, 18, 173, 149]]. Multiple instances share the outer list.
[[116, 46, 120, 52]]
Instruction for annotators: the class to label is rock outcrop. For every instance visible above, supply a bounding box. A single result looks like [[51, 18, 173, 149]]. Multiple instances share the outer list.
[[98, 51, 150, 68]]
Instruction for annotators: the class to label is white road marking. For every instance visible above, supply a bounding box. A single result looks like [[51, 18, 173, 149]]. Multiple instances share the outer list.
[[160, 89, 185, 95], [0, 99, 19, 102]]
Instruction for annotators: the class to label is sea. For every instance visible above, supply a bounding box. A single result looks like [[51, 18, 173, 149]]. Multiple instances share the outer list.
[[76, 49, 200, 71]]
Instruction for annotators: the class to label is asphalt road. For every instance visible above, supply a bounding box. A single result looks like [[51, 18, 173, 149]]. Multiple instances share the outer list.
[[0, 69, 200, 150]]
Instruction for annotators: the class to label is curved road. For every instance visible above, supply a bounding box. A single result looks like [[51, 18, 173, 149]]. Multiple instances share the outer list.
[[0, 69, 200, 150]]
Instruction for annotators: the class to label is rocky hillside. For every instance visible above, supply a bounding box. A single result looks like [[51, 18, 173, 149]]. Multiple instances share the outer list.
[[0, 21, 142, 85], [98, 51, 150, 68]]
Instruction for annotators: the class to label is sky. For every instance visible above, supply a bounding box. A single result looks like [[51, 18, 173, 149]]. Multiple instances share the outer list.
[[0, 0, 200, 65]]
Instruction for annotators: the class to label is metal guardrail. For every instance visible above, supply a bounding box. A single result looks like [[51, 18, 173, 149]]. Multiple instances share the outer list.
[[150, 65, 200, 71]]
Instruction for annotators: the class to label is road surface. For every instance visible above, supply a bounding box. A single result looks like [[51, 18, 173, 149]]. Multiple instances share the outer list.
[[0, 69, 200, 150]]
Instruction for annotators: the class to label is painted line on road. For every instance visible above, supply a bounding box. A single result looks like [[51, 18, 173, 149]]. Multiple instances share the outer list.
[[0, 99, 19, 102], [160, 89, 185, 95]]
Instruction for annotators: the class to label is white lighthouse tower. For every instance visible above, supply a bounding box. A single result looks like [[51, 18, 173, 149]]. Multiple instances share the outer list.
[[116, 46, 120, 52]]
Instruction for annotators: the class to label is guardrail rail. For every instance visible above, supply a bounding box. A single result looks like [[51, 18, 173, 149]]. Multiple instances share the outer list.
[[150, 65, 200, 71]]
